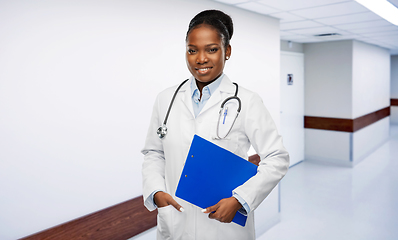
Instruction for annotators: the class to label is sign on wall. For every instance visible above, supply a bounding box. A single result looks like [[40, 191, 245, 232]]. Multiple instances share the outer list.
[[287, 74, 293, 85]]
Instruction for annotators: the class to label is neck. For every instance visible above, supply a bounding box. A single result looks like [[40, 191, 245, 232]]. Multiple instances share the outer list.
[[195, 73, 222, 94]]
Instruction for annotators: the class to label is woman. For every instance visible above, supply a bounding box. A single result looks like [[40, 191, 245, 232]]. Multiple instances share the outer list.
[[142, 10, 289, 240]]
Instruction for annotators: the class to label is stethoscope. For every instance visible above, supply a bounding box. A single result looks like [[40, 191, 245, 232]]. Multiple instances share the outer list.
[[157, 79, 241, 139]]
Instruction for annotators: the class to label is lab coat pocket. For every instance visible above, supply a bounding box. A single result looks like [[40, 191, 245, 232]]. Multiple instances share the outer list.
[[157, 205, 173, 240], [157, 205, 185, 240]]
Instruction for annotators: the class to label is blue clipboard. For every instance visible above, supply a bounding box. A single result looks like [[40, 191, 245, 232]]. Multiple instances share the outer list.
[[175, 135, 258, 226]]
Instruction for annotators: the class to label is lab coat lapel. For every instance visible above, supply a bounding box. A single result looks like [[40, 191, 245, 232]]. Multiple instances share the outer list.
[[199, 75, 235, 116], [179, 78, 195, 118]]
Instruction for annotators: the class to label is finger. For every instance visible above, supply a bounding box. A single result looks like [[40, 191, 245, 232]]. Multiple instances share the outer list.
[[202, 204, 218, 214], [208, 211, 216, 219], [168, 197, 184, 212]]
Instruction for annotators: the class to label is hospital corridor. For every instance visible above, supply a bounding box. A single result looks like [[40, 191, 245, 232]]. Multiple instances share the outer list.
[[257, 125, 398, 240]]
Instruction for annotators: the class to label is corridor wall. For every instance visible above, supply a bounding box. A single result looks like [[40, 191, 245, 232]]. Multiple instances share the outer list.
[[304, 40, 390, 166]]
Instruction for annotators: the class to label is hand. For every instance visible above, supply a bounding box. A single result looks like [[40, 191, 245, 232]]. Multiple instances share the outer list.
[[154, 191, 184, 212], [203, 197, 242, 223]]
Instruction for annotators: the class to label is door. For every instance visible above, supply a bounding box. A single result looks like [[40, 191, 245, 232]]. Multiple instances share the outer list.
[[280, 51, 304, 167]]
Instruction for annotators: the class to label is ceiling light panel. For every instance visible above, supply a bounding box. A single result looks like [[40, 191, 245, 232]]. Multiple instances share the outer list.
[[356, 0, 398, 25], [388, 0, 398, 7], [236, 2, 280, 15], [290, 1, 369, 19]]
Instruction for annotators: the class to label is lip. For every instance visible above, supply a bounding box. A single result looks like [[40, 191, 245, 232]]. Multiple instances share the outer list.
[[195, 66, 213, 74]]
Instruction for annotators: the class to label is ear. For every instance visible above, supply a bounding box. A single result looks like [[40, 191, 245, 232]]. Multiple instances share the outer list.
[[225, 44, 232, 60]]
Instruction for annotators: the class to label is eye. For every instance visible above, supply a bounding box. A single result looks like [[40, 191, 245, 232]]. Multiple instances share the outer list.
[[187, 49, 196, 54], [208, 48, 218, 53]]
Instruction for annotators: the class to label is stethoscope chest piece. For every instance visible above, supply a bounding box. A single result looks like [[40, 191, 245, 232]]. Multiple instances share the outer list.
[[156, 79, 189, 139], [157, 124, 168, 139]]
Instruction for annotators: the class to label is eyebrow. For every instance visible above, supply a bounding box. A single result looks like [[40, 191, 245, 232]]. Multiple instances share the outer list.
[[187, 43, 220, 47]]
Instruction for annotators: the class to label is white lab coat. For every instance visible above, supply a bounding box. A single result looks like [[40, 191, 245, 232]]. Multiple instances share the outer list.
[[142, 75, 289, 240]]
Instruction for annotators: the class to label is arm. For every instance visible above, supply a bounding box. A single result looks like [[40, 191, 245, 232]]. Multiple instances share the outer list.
[[142, 93, 186, 212], [232, 93, 289, 213], [141, 95, 173, 211]]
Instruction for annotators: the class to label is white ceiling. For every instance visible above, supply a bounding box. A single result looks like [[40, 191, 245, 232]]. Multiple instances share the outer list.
[[212, 0, 398, 54]]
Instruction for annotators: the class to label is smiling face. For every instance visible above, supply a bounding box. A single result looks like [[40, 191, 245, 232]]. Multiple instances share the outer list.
[[186, 24, 231, 88]]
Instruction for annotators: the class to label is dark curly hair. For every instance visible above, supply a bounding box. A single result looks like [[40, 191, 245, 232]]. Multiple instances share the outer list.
[[186, 10, 233, 48]]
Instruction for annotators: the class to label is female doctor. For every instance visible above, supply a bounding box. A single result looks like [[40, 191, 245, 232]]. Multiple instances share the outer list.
[[142, 10, 289, 240]]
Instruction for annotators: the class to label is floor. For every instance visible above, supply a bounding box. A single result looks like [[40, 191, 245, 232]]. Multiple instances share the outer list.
[[257, 125, 398, 240]]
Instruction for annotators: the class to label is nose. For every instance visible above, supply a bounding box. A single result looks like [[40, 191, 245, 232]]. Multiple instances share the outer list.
[[196, 51, 208, 64]]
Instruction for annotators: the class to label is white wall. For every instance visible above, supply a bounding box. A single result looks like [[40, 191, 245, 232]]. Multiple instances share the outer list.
[[352, 40, 390, 118], [304, 40, 353, 118], [351, 41, 390, 162], [280, 52, 304, 166], [353, 117, 390, 161], [304, 40, 390, 166], [391, 55, 398, 124], [305, 129, 352, 166], [304, 40, 353, 166], [0, 0, 281, 239]]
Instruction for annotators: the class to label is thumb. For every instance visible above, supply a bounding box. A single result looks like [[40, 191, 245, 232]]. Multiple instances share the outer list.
[[168, 197, 184, 213]]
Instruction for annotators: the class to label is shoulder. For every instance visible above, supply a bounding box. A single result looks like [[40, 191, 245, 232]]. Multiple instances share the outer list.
[[224, 80, 269, 120], [222, 75, 259, 99], [233, 84, 263, 106], [156, 79, 191, 101], [236, 84, 256, 98], [157, 85, 178, 100]]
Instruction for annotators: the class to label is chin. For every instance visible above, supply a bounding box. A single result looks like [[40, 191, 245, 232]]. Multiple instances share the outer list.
[[195, 74, 218, 82]]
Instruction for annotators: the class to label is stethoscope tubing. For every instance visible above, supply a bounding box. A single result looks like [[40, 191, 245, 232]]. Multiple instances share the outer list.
[[163, 79, 189, 126], [216, 107, 239, 139], [158, 79, 241, 139]]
